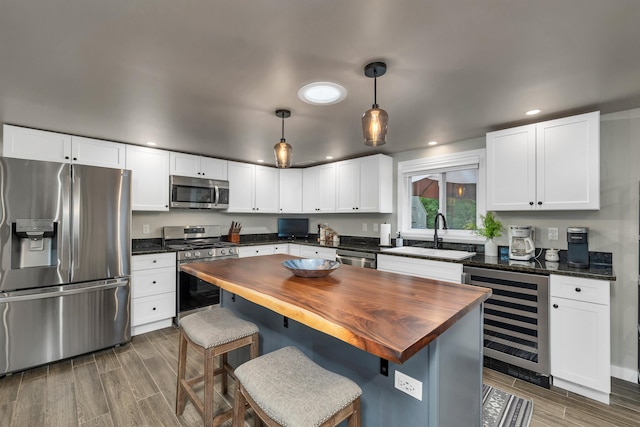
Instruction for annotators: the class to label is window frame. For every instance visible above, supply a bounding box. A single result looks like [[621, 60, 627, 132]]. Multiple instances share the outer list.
[[397, 149, 487, 242]]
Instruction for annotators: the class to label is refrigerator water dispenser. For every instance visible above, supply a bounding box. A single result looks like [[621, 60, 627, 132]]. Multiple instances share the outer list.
[[12, 219, 57, 268]]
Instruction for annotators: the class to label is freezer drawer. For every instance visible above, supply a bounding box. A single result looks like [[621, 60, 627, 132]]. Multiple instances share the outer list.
[[0, 278, 130, 375]]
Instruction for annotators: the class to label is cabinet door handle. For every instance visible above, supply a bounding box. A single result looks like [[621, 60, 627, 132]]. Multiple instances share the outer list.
[[152, 307, 156, 311], [537, 201, 543, 205], [529, 201, 534, 206], [153, 260, 157, 263], [553, 304, 558, 309], [575, 287, 582, 292], [152, 281, 156, 284], [65, 156, 70, 160]]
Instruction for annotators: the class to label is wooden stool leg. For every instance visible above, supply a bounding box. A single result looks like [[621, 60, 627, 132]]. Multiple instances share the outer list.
[[232, 383, 247, 427], [221, 353, 228, 395], [175, 332, 188, 415], [347, 397, 361, 427], [204, 347, 216, 427], [250, 332, 259, 359]]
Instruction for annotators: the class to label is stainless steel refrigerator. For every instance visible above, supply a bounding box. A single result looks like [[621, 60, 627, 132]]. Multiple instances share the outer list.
[[0, 157, 131, 375]]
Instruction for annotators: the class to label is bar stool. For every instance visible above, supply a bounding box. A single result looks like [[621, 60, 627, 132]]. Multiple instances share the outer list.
[[176, 307, 259, 427], [232, 346, 362, 427]]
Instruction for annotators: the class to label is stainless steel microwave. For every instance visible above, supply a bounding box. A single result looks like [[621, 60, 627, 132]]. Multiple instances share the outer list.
[[170, 175, 229, 209]]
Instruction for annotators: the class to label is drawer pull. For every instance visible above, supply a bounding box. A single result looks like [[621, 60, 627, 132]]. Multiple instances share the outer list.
[[553, 304, 558, 309], [152, 307, 156, 311], [575, 287, 582, 292], [153, 260, 157, 263], [152, 281, 156, 284]]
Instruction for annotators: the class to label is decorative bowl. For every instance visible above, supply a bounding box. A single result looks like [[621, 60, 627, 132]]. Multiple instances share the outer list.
[[282, 258, 341, 278]]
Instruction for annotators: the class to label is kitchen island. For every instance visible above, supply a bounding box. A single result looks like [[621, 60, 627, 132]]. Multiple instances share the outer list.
[[181, 254, 491, 426]]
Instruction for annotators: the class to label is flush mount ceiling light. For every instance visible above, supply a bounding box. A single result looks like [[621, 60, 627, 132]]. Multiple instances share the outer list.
[[526, 109, 541, 116], [274, 109, 292, 168], [298, 82, 347, 105], [362, 61, 388, 147]]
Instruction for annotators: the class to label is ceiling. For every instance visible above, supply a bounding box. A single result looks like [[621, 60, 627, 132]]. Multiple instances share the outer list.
[[2, 0, 640, 167]]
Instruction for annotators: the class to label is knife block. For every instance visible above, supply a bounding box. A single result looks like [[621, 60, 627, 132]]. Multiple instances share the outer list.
[[228, 232, 240, 244]]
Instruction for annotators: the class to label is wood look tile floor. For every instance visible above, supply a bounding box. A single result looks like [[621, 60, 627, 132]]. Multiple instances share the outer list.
[[483, 368, 640, 426], [0, 326, 255, 427], [1, 326, 639, 427]]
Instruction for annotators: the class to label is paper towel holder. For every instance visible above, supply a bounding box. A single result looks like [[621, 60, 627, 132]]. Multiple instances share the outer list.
[[379, 223, 392, 247]]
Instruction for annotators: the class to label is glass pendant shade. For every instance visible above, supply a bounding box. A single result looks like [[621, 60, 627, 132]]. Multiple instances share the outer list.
[[362, 105, 388, 146], [274, 139, 292, 168], [274, 109, 292, 168]]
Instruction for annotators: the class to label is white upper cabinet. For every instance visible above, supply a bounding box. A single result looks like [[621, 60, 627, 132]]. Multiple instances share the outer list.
[[487, 111, 600, 211], [3, 125, 71, 162], [302, 163, 336, 213], [71, 136, 126, 169], [3, 125, 125, 169], [279, 168, 303, 213], [228, 161, 279, 213], [126, 145, 170, 211], [335, 154, 393, 213], [169, 152, 227, 180]]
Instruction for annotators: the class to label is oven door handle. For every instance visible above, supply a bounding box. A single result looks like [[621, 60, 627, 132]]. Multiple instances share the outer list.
[[214, 185, 220, 206]]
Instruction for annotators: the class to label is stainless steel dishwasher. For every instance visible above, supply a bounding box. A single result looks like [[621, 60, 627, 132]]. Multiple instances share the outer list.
[[463, 266, 550, 387], [336, 249, 377, 269]]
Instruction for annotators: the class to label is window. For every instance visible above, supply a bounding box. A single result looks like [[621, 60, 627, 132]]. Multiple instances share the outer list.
[[397, 149, 486, 241]]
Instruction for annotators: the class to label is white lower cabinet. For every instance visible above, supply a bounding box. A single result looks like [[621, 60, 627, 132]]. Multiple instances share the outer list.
[[273, 244, 289, 254], [131, 253, 176, 336], [238, 245, 275, 258], [549, 275, 610, 404], [299, 246, 336, 261], [288, 244, 301, 256], [376, 254, 463, 283]]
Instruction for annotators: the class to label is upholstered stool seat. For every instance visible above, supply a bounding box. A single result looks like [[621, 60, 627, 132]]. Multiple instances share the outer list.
[[176, 307, 259, 427], [232, 346, 362, 427]]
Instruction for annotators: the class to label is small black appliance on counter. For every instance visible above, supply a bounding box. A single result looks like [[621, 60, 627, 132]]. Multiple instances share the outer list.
[[567, 227, 589, 268]]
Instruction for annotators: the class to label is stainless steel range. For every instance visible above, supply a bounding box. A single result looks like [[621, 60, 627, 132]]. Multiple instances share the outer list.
[[163, 225, 238, 319]]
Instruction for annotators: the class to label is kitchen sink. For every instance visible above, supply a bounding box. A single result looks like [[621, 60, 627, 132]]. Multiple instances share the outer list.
[[381, 246, 476, 260]]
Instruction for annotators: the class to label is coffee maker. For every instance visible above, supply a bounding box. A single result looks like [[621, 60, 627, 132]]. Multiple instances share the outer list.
[[509, 225, 535, 260], [567, 227, 589, 268]]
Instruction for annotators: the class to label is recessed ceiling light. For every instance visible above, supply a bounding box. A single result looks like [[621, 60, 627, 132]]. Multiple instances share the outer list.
[[526, 109, 541, 116], [326, 156, 334, 160], [428, 141, 438, 146], [146, 141, 157, 146], [298, 82, 347, 105], [257, 159, 264, 163]]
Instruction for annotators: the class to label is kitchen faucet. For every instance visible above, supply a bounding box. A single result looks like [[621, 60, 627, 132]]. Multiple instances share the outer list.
[[433, 213, 448, 249]]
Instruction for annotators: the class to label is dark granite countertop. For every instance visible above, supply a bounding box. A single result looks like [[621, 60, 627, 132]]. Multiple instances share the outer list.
[[132, 235, 616, 281], [131, 238, 175, 255]]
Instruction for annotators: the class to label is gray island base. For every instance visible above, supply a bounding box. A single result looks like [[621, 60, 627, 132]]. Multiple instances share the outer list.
[[222, 290, 484, 427]]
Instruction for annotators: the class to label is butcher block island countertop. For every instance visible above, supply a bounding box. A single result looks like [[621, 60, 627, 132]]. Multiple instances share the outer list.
[[180, 254, 491, 364]]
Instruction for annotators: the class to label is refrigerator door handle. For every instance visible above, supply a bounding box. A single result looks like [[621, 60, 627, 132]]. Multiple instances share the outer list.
[[0, 278, 129, 303]]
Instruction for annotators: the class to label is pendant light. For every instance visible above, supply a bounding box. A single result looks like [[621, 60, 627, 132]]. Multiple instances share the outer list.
[[274, 109, 292, 168], [362, 61, 388, 147]]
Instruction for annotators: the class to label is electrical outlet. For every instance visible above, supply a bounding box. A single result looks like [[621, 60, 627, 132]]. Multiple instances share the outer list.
[[142, 224, 150, 234], [548, 227, 559, 240], [362, 223, 368, 232], [373, 223, 379, 232], [394, 370, 423, 400]]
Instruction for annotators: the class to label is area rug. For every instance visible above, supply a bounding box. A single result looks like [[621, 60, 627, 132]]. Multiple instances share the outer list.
[[483, 384, 533, 427]]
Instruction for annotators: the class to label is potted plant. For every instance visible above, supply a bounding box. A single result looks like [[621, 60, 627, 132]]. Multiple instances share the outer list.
[[465, 212, 505, 257]]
